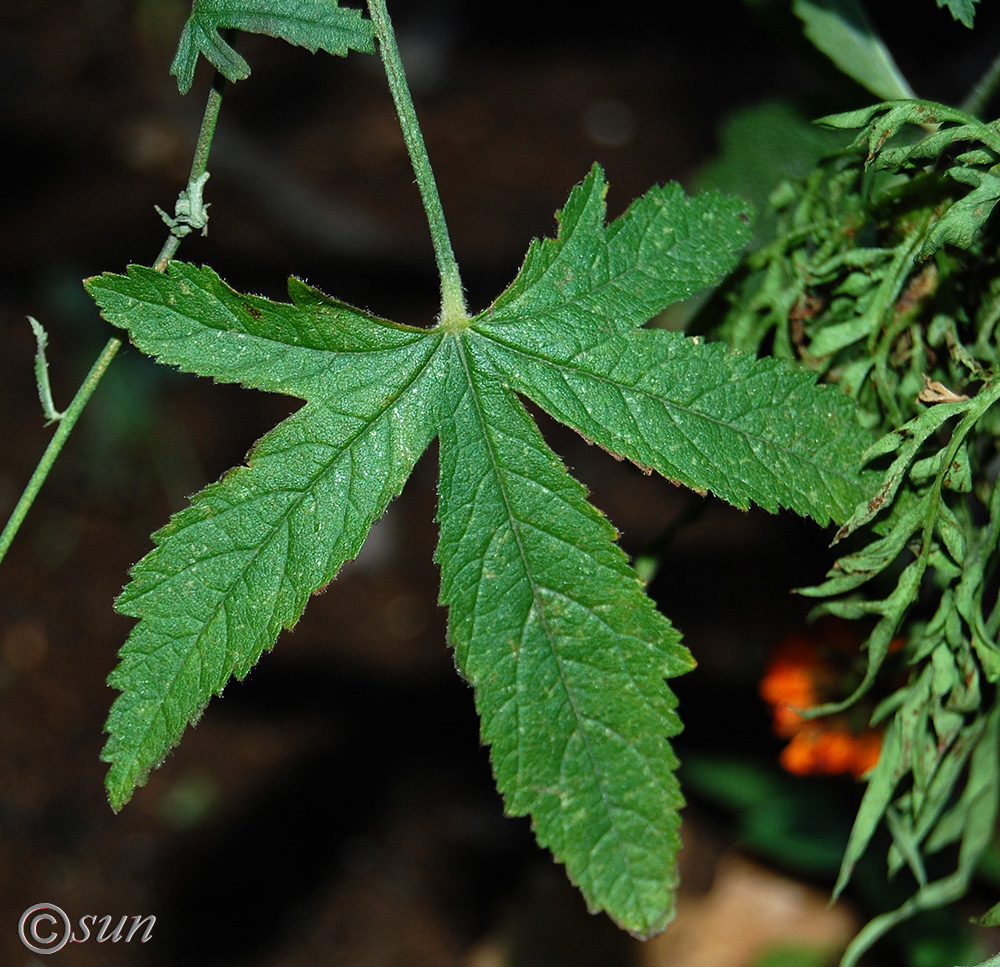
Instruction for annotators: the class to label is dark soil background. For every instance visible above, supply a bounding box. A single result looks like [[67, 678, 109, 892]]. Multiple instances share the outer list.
[[1, 2, 998, 966]]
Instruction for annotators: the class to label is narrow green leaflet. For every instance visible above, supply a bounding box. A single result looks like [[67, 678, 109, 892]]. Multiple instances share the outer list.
[[170, 0, 375, 94], [86, 166, 871, 935], [85, 265, 446, 808], [436, 342, 692, 936], [926, 169, 1000, 255], [793, 0, 914, 101], [483, 165, 753, 335]]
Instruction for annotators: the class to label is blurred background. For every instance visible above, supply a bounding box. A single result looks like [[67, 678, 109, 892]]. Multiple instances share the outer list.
[[2, 2, 999, 965]]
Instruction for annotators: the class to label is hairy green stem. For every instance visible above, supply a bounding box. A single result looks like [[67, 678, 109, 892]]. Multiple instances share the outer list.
[[0, 65, 230, 566], [366, 0, 467, 325], [0, 338, 121, 564], [154, 76, 226, 269]]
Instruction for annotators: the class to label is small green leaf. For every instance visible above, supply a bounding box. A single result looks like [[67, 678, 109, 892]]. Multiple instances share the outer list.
[[816, 100, 1000, 167], [922, 170, 1000, 257], [937, 0, 979, 28], [170, 0, 375, 94], [974, 901, 1000, 928], [793, 0, 914, 100]]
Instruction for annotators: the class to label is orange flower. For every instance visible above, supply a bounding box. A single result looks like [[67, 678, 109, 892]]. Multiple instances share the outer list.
[[760, 622, 884, 779], [759, 636, 823, 736], [779, 725, 882, 778]]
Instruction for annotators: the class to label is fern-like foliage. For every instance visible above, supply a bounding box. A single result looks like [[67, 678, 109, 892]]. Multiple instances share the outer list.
[[700, 98, 1000, 965]]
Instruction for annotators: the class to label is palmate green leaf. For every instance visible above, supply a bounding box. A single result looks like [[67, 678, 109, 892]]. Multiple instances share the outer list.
[[86, 165, 870, 934], [170, 0, 375, 94]]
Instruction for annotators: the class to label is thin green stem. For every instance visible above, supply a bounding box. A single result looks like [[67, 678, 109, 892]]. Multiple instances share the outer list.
[[0, 62, 231, 567], [154, 75, 225, 270], [366, 0, 467, 326], [0, 338, 121, 564]]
